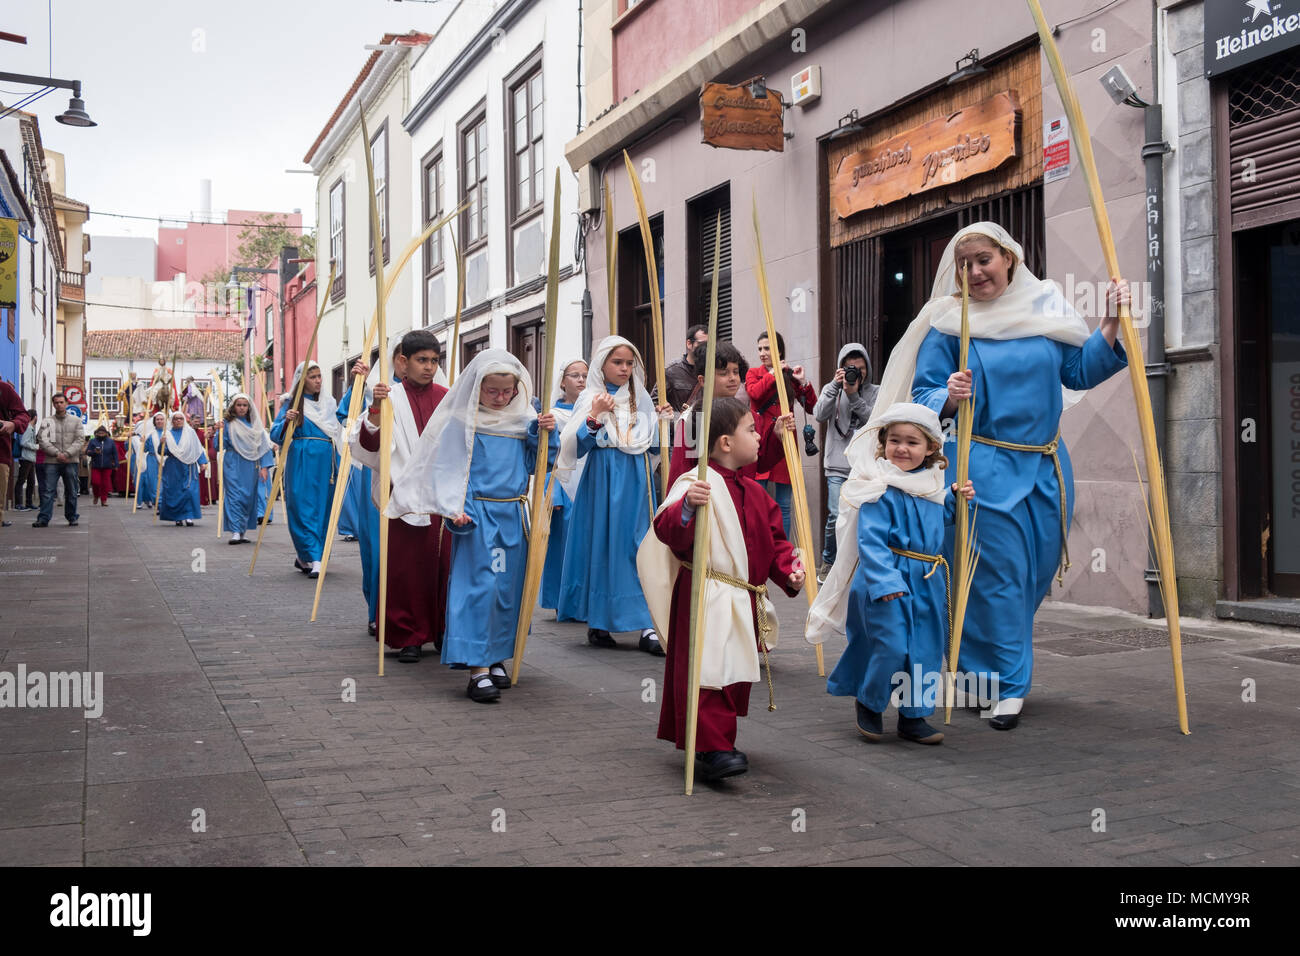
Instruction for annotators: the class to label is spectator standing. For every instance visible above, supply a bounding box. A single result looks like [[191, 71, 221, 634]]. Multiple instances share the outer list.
[[0, 380, 32, 529], [659, 324, 709, 413], [35, 393, 87, 528], [813, 343, 876, 582]]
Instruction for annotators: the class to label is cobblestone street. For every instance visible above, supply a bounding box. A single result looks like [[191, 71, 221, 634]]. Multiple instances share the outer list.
[[2, 502, 1297, 867]]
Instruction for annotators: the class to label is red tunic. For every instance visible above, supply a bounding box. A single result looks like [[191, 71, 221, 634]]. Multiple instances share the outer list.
[[655, 462, 799, 753], [666, 413, 785, 487], [359, 379, 452, 649], [744, 366, 816, 484]]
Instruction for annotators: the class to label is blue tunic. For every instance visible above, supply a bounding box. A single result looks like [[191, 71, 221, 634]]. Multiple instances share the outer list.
[[911, 327, 1126, 703], [134, 432, 162, 508], [269, 398, 338, 564], [337, 384, 380, 624], [443, 425, 545, 668], [220, 424, 275, 532], [539, 401, 575, 610], [828, 483, 953, 717], [257, 467, 274, 521], [556, 385, 660, 632], [153, 430, 209, 521]]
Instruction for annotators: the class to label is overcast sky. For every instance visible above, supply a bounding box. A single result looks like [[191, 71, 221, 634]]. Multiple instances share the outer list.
[[3, 0, 458, 239]]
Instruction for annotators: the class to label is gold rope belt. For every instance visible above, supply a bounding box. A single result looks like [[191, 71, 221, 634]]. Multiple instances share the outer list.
[[473, 494, 530, 537], [289, 436, 337, 485], [971, 430, 1070, 584], [681, 561, 776, 712], [888, 547, 952, 666]]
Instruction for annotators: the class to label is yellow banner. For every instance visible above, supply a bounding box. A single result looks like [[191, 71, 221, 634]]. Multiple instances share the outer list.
[[0, 218, 18, 310]]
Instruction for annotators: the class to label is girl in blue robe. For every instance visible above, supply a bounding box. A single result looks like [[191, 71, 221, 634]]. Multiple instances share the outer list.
[[154, 412, 209, 525], [540, 359, 587, 611], [554, 337, 669, 654], [134, 413, 165, 509], [828, 404, 973, 744], [220, 393, 275, 542], [382, 350, 555, 703], [851, 223, 1127, 730], [269, 361, 341, 576]]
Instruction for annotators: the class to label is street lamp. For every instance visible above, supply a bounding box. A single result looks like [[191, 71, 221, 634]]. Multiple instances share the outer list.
[[0, 71, 97, 126]]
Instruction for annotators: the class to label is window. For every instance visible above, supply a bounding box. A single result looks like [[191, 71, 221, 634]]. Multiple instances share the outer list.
[[265, 305, 274, 347], [459, 105, 489, 249], [368, 122, 390, 273], [461, 327, 490, 372], [507, 55, 544, 224], [90, 377, 120, 413], [329, 177, 346, 301], [616, 214, 665, 395], [422, 146, 446, 326], [686, 184, 733, 341]]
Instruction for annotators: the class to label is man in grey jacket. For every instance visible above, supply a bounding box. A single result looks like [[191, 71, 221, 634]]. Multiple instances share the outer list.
[[34, 393, 87, 528], [813, 343, 876, 582]]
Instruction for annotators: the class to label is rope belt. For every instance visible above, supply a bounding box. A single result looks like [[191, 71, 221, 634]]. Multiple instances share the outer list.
[[971, 430, 1070, 584], [291, 436, 337, 485], [473, 494, 531, 536], [888, 547, 953, 667], [681, 562, 776, 712]]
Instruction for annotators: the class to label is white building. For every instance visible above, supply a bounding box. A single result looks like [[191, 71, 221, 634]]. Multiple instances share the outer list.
[[402, 0, 586, 390], [84, 329, 243, 426], [306, 31, 435, 398]]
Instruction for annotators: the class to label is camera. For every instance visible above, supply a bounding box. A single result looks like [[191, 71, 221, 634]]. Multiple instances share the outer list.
[[842, 364, 862, 387], [803, 424, 819, 456]]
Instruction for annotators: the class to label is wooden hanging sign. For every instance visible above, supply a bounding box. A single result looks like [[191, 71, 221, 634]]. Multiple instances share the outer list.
[[700, 81, 785, 152], [831, 90, 1021, 218]]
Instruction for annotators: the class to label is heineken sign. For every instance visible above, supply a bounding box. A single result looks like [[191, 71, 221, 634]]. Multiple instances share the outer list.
[[1205, 0, 1300, 77]]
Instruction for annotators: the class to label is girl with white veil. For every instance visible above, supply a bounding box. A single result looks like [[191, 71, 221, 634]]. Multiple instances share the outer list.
[[553, 336, 671, 654], [269, 360, 340, 577], [808, 222, 1129, 730], [220, 393, 275, 543]]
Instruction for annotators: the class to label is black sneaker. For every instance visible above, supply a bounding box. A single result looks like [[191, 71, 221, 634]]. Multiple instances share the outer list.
[[466, 673, 501, 703], [855, 701, 883, 741], [897, 715, 945, 744], [587, 628, 616, 648], [397, 645, 421, 664], [32, 520, 48, 528], [695, 750, 748, 781]]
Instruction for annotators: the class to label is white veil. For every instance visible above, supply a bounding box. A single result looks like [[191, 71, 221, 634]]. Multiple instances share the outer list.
[[282, 361, 341, 445], [163, 415, 206, 465], [385, 348, 536, 520], [224, 392, 274, 462], [555, 336, 657, 485]]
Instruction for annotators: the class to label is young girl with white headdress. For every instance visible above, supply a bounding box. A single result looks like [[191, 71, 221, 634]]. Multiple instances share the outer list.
[[554, 336, 671, 654], [221, 393, 275, 543], [270, 360, 340, 577], [156, 410, 209, 526], [811, 222, 1129, 732], [819, 402, 973, 745], [135, 412, 166, 510], [540, 357, 587, 611], [385, 348, 555, 702]]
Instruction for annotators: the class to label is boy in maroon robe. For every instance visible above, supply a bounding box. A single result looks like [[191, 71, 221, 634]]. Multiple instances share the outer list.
[[353, 330, 453, 662], [666, 341, 790, 487], [640, 397, 805, 782]]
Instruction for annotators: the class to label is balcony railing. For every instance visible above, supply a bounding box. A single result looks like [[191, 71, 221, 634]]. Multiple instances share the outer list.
[[59, 270, 85, 303], [56, 363, 84, 381]]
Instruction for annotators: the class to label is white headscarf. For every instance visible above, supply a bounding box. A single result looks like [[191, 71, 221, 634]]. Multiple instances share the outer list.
[[552, 357, 588, 406], [140, 413, 166, 461], [385, 349, 536, 520], [869, 222, 1092, 423], [282, 361, 341, 444], [163, 413, 206, 465], [550, 358, 588, 499], [224, 392, 275, 462], [555, 336, 657, 485], [806, 402, 950, 645]]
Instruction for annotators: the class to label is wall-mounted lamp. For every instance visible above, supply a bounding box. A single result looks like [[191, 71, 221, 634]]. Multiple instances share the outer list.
[[947, 49, 988, 85], [826, 109, 866, 141]]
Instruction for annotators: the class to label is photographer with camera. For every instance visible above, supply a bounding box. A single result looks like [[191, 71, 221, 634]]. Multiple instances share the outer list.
[[813, 343, 876, 583]]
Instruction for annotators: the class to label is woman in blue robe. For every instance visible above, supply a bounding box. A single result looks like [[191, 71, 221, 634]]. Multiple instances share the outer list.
[[134, 412, 165, 510], [269, 361, 340, 577], [540, 359, 587, 611], [896, 223, 1128, 729], [554, 338, 669, 654], [220, 393, 275, 543], [154, 411, 209, 525]]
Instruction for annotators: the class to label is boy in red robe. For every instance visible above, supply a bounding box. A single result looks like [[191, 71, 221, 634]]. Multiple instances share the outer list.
[[639, 397, 805, 782], [352, 330, 452, 662], [667, 340, 790, 486]]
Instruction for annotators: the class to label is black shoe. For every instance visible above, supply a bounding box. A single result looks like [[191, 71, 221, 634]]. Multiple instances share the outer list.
[[639, 631, 665, 656], [587, 628, 616, 648], [989, 713, 1020, 731], [1, 521, 11, 528], [175, 521, 184, 527], [184, 520, 194, 527], [397, 645, 421, 663], [367, 621, 378, 637], [293, 559, 310, 574], [488, 662, 511, 689], [467, 673, 501, 703], [855, 701, 883, 741], [897, 716, 945, 744], [31, 520, 48, 528], [228, 537, 242, 545], [343, 535, 357, 542], [67, 520, 78, 527], [695, 750, 748, 781]]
